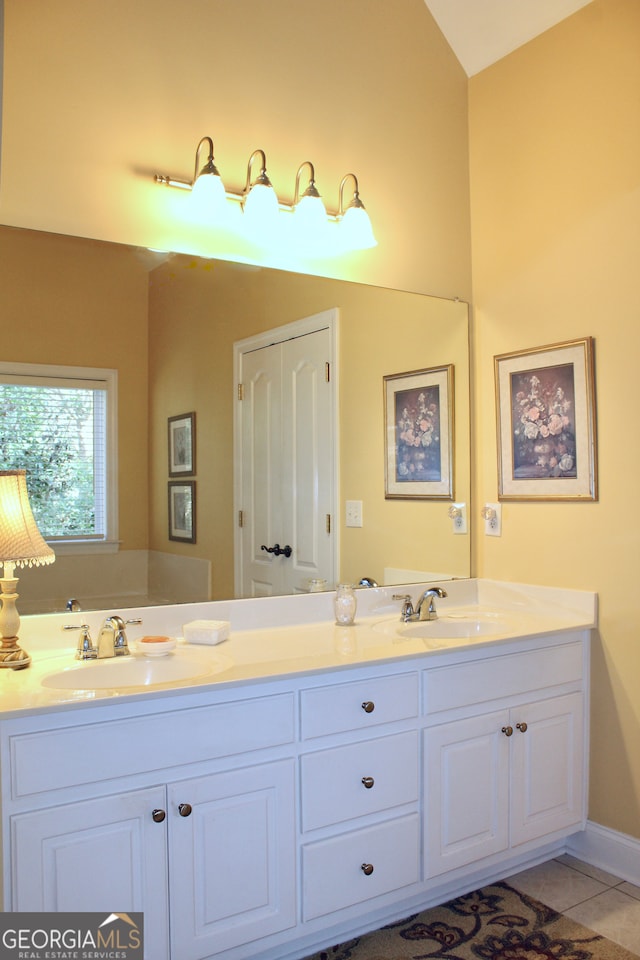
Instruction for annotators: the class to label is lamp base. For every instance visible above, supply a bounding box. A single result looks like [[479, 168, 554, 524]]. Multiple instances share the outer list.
[[0, 574, 30, 668], [0, 636, 31, 669]]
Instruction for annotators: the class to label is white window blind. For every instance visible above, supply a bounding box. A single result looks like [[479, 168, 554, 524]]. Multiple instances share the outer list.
[[0, 363, 117, 545]]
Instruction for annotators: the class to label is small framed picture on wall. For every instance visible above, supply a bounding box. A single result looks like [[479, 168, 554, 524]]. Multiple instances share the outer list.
[[168, 481, 196, 543], [168, 412, 196, 477]]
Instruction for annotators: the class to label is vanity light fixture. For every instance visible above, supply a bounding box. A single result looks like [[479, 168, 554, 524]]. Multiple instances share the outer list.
[[0, 470, 56, 669], [293, 161, 328, 228], [242, 149, 280, 230], [154, 136, 377, 253], [190, 136, 227, 214], [338, 173, 377, 250]]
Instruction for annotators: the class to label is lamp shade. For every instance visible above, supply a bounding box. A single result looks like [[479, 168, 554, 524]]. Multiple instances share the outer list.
[[0, 471, 55, 570]]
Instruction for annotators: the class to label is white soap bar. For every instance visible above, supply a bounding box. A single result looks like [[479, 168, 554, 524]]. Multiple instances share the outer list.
[[183, 619, 230, 645]]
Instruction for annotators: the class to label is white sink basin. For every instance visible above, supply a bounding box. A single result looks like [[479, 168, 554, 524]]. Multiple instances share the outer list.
[[399, 617, 504, 639], [42, 649, 233, 690], [372, 609, 512, 642]]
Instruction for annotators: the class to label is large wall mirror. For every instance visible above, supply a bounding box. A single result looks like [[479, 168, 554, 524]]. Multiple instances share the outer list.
[[1, 225, 470, 613]]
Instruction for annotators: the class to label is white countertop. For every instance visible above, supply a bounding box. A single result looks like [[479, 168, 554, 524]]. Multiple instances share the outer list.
[[0, 579, 597, 718]]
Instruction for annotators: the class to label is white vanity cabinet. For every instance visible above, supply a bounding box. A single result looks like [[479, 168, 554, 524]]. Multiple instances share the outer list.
[[0, 620, 591, 960], [423, 637, 586, 879], [2, 691, 297, 960]]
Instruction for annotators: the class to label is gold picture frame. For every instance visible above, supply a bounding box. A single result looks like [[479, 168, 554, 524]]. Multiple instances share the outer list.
[[495, 337, 597, 501], [384, 364, 454, 500]]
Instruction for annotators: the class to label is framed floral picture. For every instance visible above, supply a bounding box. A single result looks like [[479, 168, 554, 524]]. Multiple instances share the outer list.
[[168, 412, 196, 477], [384, 364, 454, 500], [168, 481, 196, 542], [495, 337, 597, 501]]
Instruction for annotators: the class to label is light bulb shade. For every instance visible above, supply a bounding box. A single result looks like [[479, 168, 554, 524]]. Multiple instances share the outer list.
[[191, 170, 227, 214], [243, 182, 280, 231], [295, 193, 328, 230], [0, 471, 55, 570], [341, 204, 377, 249]]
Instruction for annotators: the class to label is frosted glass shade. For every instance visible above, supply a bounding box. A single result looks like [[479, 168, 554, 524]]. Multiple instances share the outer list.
[[243, 182, 280, 233], [191, 171, 227, 215], [341, 205, 377, 250]]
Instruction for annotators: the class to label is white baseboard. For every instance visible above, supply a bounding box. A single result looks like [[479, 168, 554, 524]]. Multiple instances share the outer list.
[[566, 820, 640, 886]]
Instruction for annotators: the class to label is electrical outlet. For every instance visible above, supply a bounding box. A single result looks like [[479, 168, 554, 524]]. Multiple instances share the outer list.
[[483, 502, 502, 537], [345, 500, 363, 528], [449, 502, 467, 534]]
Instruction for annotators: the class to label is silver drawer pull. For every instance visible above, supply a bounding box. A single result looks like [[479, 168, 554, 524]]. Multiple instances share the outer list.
[[361, 701, 375, 714], [361, 776, 375, 789], [361, 863, 374, 876]]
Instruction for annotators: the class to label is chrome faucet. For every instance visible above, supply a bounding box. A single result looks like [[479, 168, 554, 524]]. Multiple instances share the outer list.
[[393, 586, 448, 622], [415, 586, 448, 621], [96, 615, 142, 658]]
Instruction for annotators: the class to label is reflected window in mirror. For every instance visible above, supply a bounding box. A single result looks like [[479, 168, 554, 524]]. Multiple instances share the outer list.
[[0, 361, 118, 553]]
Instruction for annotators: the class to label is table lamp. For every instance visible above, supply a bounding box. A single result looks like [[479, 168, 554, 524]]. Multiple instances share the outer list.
[[0, 470, 55, 669]]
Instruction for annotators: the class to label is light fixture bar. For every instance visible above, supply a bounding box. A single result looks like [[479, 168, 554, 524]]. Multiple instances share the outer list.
[[153, 137, 377, 249], [155, 172, 342, 216]]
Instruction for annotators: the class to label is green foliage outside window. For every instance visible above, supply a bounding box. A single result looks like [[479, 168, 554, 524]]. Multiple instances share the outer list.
[[0, 384, 98, 538]]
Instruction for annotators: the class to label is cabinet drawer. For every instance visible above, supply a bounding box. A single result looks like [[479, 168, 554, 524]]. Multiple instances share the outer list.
[[423, 641, 583, 715], [302, 813, 420, 920], [301, 731, 418, 831], [9, 694, 295, 799], [300, 672, 418, 739]]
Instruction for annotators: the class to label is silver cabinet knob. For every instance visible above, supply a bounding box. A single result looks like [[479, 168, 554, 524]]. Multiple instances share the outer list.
[[361, 701, 375, 714], [152, 809, 166, 823], [361, 863, 374, 876], [361, 776, 375, 789], [178, 803, 193, 817]]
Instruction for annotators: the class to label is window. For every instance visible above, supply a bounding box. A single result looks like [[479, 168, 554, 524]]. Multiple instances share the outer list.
[[0, 362, 118, 551]]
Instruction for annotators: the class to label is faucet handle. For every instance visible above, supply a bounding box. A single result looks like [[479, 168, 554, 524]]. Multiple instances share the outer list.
[[112, 617, 143, 656], [392, 594, 415, 621], [63, 623, 97, 660]]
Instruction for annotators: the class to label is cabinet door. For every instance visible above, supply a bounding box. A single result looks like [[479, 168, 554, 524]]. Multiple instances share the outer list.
[[168, 759, 296, 960], [424, 711, 509, 877], [11, 785, 169, 960], [510, 692, 584, 846]]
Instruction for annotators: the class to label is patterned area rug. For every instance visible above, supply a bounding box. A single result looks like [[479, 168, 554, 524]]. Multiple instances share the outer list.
[[303, 881, 637, 960]]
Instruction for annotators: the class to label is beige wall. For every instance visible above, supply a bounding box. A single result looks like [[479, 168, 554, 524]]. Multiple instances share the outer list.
[[469, 0, 640, 838], [1, 0, 472, 301], [0, 226, 150, 551], [4, 0, 635, 846], [148, 258, 470, 599]]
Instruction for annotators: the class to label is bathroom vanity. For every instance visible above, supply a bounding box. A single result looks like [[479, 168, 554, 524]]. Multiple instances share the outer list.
[[0, 580, 596, 960]]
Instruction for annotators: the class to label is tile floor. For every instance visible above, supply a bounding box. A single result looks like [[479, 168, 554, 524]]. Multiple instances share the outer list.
[[506, 855, 640, 955]]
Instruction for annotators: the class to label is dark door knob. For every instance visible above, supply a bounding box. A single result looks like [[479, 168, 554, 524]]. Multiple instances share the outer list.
[[152, 809, 166, 823], [178, 803, 193, 817]]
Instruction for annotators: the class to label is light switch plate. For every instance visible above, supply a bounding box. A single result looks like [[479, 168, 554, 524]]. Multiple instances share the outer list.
[[345, 500, 363, 528]]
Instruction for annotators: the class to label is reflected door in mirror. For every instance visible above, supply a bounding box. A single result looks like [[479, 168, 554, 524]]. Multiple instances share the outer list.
[[236, 320, 336, 597]]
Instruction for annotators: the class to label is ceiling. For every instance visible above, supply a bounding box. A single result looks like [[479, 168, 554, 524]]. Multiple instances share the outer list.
[[424, 0, 593, 76]]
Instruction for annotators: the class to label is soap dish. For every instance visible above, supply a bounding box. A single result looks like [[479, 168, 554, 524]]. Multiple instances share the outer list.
[[136, 636, 177, 657]]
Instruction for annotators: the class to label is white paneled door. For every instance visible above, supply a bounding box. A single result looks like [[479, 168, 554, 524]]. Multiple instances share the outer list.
[[234, 311, 337, 597]]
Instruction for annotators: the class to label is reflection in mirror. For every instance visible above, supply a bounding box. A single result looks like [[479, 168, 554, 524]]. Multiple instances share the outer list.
[[0, 225, 470, 613]]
